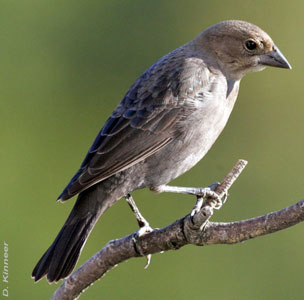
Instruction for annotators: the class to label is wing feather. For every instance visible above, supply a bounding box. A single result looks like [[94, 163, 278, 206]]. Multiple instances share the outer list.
[[58, 51, 209, 201]]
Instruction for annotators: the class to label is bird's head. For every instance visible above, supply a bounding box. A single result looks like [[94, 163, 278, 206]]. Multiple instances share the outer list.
[[195, 20, 291, 80]]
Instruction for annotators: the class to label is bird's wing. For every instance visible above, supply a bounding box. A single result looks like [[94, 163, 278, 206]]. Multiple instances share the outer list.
[[58, 52, 209, 201]]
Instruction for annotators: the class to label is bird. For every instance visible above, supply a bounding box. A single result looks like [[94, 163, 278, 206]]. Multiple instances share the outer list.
[[32, 20, 291, 283]]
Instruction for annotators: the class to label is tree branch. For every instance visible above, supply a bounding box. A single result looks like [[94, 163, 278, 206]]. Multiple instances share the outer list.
[[51, 160, 304, 300]]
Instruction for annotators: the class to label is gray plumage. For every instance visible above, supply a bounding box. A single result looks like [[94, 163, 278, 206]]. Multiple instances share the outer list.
[[32, 20, 291, 282]]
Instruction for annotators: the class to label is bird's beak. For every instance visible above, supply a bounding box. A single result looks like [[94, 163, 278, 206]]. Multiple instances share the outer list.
[[259, 45, 292, 69]]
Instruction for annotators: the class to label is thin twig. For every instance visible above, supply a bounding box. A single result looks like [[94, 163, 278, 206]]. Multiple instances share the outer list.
[[215, 159, 248, 196]]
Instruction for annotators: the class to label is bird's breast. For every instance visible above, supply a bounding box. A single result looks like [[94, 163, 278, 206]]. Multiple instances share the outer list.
[[144, 78, 240, 188]]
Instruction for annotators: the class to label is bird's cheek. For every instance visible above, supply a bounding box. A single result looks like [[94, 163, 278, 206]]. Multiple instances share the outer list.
[[245, 57, 266, 73]]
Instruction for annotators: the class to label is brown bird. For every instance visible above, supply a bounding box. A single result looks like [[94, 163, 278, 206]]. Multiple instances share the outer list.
[[32, 20, 291, 282]]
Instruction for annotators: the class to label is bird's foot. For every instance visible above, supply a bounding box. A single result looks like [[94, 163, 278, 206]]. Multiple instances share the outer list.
[[152, 182, 226, 209], [125, 193, 153, 268], [203, 181, 229, 209], [190, 186, 223, 216], [189, 183, 228, 231], [151, 182, 228, 217]]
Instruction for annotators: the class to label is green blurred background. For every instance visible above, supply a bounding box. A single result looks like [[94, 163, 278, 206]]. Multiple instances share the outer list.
[[1, 0, 303, 299]]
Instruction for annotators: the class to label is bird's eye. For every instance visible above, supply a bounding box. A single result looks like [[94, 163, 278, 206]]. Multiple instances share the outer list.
[[245, 40, 257, 51]]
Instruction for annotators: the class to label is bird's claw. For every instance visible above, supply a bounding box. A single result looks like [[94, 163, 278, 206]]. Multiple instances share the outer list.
[[222, 190, 229, 204], [199, 187, 223, 209], [191, 196, 204, 217], [134, 225, 153, 269], [191, 186, 227, 216], [144, 254, 152, 269], [208, 181, 220, 191], [137, 223, 153, 237]]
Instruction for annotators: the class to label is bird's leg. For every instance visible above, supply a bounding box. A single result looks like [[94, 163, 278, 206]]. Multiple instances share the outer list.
[[125, 193, 153, 235], [125, 193, 152, 268], [151, 182, 228, 216]]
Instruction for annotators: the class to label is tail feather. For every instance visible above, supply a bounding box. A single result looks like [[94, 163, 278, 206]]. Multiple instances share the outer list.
[[32, 183, 115, 283], [59, 236, 85, 279], [52, 218, 94, 281], [32, 214, 96, 282], [49, 220, 87, 280]]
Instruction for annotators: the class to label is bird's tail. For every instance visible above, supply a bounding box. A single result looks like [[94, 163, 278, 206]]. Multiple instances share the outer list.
[[32, 189, 105, 283]]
